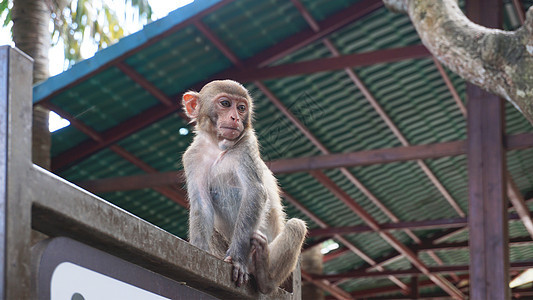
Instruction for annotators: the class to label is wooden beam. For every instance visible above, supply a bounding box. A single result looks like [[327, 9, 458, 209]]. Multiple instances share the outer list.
[[301, 271, 353, 300], [507, 177, 533, 239], [314, 261, 533, 280], [432, 56, 467, 117], [308, 213, 524, 237], [466, 1, 509, 299], [309, 217, 467, 237], [43, 103, 187, 207], [51, 102, 182, 171], [116, 62, 174, 107], [267, 140, 465, 173], [194, 21, 243, 68], [77, 132, 533, 193], [512, 0, 526, 24], [79, 171, 183, 193], [310, 171, 464, 299], [418, 236, 532, 252], [108, 146, 188, 207], [323, 248, 350, 263], [227, 45, 430, 82], [344, 274, 469, 299]]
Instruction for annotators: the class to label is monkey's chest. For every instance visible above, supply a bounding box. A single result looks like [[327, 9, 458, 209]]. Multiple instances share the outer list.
[[209, 171, 241, 201], [203, 151, 243, 206], [209, 171, 243, 231]]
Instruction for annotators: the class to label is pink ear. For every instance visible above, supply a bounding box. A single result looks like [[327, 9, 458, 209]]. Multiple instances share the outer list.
[[182, 92, 199, 118]]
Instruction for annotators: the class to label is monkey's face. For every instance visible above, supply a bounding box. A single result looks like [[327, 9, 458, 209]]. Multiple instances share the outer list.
[[213, 94, 249, 141]]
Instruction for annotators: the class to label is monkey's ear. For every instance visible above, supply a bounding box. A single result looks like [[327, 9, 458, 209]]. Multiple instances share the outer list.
[[182, 92, 200, 119]]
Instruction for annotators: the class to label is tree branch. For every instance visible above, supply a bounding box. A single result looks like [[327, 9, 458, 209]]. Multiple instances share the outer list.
[[384, 0, 533, 124]]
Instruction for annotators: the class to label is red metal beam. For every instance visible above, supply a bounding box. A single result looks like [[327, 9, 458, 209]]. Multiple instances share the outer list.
[[432, 56, 467, 117], [330, 274, 468, 299], [116, 62, 174, 107], [44, 103, 103, 142], [308, 217, 468, 237], [512, 0, 526, 24], [326, 236, 532, 265], [314, 261, 533, 280], [309, 170, 464, 299], [78, 171, 184, 193], [227, 45, 430, 82], [51, 102, 182, 171], [418, 236, 532, 252], [301, 271, 353, 300], [42, 103, 187, 207], [507, 177, 533, 239], [194, 21, 243, 68], [267, 140, 465, 173], [357, 197, 533, 273], [323, 248, 350, 263], [108, 145, 188, 207], [506, 132, 533, 150], [76, 132, 533, 193]]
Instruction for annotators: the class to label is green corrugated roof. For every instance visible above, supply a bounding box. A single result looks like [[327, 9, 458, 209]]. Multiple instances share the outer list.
[[33, 0, 533, 297]]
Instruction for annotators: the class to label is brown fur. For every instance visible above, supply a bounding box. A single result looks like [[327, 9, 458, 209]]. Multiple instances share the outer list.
[[182, 80, 307, 293]]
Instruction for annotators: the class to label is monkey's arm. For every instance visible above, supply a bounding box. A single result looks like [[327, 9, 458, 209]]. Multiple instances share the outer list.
[[186, 170, 215, 253], [225, 154, 268, 284]]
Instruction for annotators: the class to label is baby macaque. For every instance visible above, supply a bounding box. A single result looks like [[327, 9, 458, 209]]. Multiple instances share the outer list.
[[182, 80, 307, 293]]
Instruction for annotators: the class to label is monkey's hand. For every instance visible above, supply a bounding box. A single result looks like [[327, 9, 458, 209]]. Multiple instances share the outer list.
[[224, 255, 250, 287]]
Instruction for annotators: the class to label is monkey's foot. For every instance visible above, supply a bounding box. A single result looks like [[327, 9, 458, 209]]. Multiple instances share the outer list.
[[251, 232, 274, 294], [224, 255, 249, 287]]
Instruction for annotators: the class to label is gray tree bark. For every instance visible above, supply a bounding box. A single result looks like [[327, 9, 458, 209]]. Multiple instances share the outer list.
[[384, 0, 533, 125]]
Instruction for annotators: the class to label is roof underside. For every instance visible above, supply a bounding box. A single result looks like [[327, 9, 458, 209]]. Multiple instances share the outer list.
[[34, 0, 533, 298]]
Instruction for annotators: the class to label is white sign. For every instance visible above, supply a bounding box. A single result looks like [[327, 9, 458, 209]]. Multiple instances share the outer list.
[[51, 262, 171, 300]]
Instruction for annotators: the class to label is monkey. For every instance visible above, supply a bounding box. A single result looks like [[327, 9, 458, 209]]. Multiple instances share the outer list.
[[181, 80, 307, 294]]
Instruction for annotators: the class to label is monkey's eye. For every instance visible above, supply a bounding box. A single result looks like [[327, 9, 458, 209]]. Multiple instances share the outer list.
[[237, 105, 246, 112], [220, 100, 231, 107]]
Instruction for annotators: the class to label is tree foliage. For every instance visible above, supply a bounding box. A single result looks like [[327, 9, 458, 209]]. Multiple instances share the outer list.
[[1, 0, 152, 66]]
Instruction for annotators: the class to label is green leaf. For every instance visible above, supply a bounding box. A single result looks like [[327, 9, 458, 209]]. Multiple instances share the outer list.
[[0, 0, 12, 26]]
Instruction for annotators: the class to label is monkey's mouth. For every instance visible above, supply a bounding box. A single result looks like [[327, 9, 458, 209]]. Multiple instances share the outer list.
[[220, 126, 239, 131], [219, 126, 242, 140]]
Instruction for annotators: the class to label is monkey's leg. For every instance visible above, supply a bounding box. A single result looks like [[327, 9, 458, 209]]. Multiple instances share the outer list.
[[252, 218, 307, 294]]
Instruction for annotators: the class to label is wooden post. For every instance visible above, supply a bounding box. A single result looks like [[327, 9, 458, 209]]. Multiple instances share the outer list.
[[466, 1, 509, 299]]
